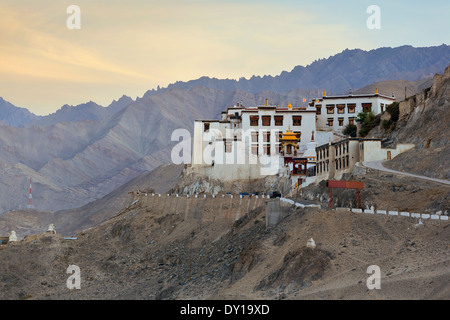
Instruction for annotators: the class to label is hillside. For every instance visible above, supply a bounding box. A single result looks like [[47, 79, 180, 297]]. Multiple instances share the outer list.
[[0, 164, 183, 240], [0, 179, 448, 300], [353, 77, 434, 100], [369, 64, 450, 179]]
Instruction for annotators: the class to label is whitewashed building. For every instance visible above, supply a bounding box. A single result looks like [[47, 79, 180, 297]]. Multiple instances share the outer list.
[[191, 99, 328, 182], [310, 90, 396, 132]]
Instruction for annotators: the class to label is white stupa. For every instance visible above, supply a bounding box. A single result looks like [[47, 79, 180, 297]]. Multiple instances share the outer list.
[[303, 131, 318, 167], [306, 237, 316, 249], [9, 231, 17, 243]]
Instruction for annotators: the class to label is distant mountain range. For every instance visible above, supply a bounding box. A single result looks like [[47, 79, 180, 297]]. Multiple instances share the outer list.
[[156, 44, 450, 95], [0, 44, 448, 214]]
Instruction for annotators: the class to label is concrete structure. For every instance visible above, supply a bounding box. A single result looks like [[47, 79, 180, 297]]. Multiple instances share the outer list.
[[310, 89, 396, 133], [316, 137, 414, 181]]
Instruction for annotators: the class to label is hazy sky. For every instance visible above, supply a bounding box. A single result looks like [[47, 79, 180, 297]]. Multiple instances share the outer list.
[[1, 0, 449, 115]]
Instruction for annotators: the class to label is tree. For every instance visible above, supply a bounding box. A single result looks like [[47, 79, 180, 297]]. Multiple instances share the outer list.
[[343, 124, 357, 137], [357, 111, 377, 137]]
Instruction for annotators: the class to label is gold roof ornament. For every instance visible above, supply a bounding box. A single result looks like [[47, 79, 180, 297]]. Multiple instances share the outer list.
[[280, 127, 300, 142]]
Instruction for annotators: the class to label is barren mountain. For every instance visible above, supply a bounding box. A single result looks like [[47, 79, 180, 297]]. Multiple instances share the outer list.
[[0, 97, 40, 127], [353, 77, 434, 100], [163, 45, 450, 94]]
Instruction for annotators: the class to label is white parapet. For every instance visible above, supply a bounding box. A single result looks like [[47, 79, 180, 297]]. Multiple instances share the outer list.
[[411, 213, 421, 218], [421, 214, 430, 219], [364, 209, 375, 214], [400, 212, 410, 217], [335, 207, 350, 212], [376, 210, 387, 215], [388, 211, 398, 216], [351, 208, 363, 213], [431, 215, 440, 220], [440, 215, 449, 221]]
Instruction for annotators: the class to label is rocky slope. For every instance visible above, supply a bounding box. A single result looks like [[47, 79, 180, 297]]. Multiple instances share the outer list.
[[0, 191, 448, 300], [368, 64, 450, 179]]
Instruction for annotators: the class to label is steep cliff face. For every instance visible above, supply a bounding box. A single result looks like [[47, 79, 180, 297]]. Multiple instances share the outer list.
[[382, 64, 450, 179], [174, 165, 293, 196]]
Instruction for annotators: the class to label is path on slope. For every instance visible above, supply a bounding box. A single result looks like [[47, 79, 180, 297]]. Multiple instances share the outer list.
[[362, 161, 450, 186]]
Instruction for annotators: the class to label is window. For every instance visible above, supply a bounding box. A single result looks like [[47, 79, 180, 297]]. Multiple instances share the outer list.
[[251, 131, 258, 143], [251, 145, 258, 155], [263, 131, 270, 142], [362, 103, 372, 112], [380, 103, 384, 113], [225, 141, 232, 153], [262, 116, 271, 126], [338, 118, 344, 126], [337, 104, 345, 114], [327, 118, 334, 126], [326, 105, 335, 114], [204, 123, 210, 132], [274, 115, 283, 126], [250, 115, 259, 126], [264, 144, 271, 155], [292, 116, 302, 126], [349, 117, 355, 125], [347, 104, 356, 113], [316, 105, 322, 115]]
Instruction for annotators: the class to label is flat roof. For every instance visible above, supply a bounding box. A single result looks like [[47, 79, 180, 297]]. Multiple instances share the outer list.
[[321, 93, 396, 101], [316, 137, 383, 149]]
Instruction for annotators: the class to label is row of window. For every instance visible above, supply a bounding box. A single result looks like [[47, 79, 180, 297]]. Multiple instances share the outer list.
[[317, 155, 350, 174], [249, 115, 302, 126], [316, 103, 384, 115], [326, 117, 356, 127], [317, 142, 350, 160]]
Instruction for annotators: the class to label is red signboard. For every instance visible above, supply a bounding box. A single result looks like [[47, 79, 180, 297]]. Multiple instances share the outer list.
[[327, 180, 364, 189]]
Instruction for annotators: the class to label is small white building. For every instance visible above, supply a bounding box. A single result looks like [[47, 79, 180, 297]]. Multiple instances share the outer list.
[[310, 90, 396, 132]]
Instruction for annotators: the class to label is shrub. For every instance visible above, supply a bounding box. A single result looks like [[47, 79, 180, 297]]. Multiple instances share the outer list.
[[343, 124, 357, 137]]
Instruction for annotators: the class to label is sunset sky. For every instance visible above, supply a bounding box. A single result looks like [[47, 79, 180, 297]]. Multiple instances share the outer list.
[[1, 0, 449, 115]]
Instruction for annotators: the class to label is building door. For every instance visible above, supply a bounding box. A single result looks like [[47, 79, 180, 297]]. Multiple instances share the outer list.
[[387, 151, 391, 160]]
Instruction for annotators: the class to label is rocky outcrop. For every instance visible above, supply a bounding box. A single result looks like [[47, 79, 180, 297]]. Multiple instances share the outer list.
[[382, 64, 450, 179]]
